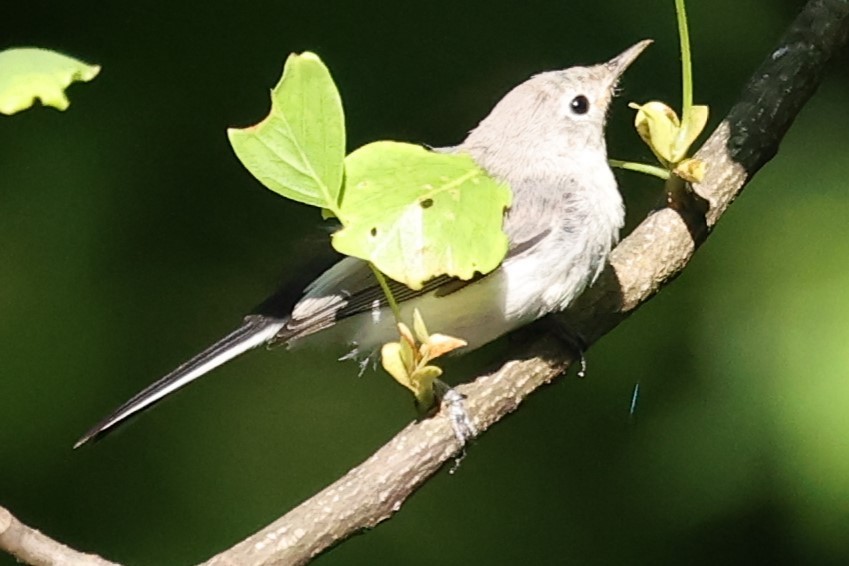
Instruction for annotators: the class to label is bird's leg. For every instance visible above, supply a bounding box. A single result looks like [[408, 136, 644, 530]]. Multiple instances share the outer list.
[[545, 315, 588, 378], [432, 379, 477, 472]]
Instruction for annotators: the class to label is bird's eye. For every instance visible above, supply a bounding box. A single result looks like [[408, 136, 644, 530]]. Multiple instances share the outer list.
[[569, 95, 590, 115]]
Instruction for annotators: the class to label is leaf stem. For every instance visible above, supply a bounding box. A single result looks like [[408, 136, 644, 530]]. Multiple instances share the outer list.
[[675, 0, 694, 145], [609, 159, 671, 180], [368, 263, 403, 325]]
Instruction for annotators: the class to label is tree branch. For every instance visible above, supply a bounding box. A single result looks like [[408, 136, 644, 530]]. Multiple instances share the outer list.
[[199, 1, 849, 565], [0, 505, 118, 566]]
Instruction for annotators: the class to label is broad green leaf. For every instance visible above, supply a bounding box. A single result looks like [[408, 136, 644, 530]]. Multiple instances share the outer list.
[[227, 52, 345, 212], [333, 142, 511, 290], [0, 48, 99, 115]]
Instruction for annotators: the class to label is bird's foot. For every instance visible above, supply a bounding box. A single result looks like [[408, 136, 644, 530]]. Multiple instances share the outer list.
[[546, 316, 588, 378], [434, 380, 477, 473]]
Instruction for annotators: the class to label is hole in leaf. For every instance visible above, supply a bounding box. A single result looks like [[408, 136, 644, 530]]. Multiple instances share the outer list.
[[420, 198, 434, 209]]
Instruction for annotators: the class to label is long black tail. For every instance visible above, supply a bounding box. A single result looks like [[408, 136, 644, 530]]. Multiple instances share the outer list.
[[74, 315, 284, 448]]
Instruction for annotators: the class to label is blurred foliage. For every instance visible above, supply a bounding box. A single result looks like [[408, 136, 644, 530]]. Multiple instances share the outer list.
[[2, 0, 848, 565]]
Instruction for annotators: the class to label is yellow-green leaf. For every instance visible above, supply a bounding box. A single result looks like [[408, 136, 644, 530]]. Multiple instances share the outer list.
[[227, 52, 345, 211], [671, 105, 709, 163], [381, 341, 414, 392], [426, 333, 468, 359], [412, 309, 429, 344], [0, 48, 99, 115], [409, 365, 443, 406], [674, 157, 706, 183], [630, 101, 709, 167], [630, 101, 680, 165], [333, 142, 511, 290]]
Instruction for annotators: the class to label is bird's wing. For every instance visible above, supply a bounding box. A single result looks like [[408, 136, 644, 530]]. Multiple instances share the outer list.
[[276, 223, 551, 344], [276, 257, 457, 342], [275, 146, 560, 342]]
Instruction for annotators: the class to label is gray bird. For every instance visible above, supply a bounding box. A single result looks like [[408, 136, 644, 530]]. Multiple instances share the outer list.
[[75, 40, 651, 448]]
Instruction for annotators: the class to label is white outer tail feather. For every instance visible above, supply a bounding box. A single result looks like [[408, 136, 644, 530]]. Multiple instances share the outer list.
[[74, 317, 284, 447]]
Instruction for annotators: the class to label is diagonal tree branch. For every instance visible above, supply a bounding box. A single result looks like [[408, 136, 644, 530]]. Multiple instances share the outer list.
[[2, 1, 847, 565], [0, 505, 118, 566], [198, 1, 849, 565]]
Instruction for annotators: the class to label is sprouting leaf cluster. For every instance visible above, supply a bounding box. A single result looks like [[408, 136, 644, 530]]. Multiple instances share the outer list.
[[381, 309, 467, 409]]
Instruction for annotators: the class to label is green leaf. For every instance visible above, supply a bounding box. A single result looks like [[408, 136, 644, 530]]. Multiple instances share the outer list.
[[424, 333, 467, 359], [630, 101, 679, 165], [0, 48, 99, 115], [380, 341, 412, 392], [630, 101, 709, 167], [409, 365, 442, 408], [671, 104, 709, 163], [333, 142, 511, 290], [412, 308, 429, 343], [673, 157, 706, 183], [227, 52, 345, 212]]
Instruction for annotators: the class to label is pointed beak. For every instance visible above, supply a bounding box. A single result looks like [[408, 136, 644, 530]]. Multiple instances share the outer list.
[[606, 39, 653, 78]]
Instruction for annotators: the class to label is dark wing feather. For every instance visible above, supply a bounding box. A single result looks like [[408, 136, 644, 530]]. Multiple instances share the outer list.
[[275, 227, 549, 343]]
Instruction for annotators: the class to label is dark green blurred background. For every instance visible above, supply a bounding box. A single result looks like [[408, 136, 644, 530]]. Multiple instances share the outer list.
[[3, 1, 849, 564]]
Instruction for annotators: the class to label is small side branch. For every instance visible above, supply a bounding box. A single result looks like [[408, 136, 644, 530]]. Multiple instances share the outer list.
[[0, 505, 118, 566]]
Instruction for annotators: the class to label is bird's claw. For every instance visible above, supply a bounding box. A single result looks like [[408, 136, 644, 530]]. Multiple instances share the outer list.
[[434, 381, 477, 473]]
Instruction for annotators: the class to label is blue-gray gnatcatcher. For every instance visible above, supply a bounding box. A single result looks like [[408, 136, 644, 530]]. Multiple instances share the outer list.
[[75, 40, 651, 448]]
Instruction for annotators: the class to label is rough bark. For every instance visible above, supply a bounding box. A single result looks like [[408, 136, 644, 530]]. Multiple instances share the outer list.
[[0, 506, 118, 566]]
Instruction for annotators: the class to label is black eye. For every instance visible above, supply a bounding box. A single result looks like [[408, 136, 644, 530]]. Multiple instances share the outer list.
[[570, 95, 590, 115]]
